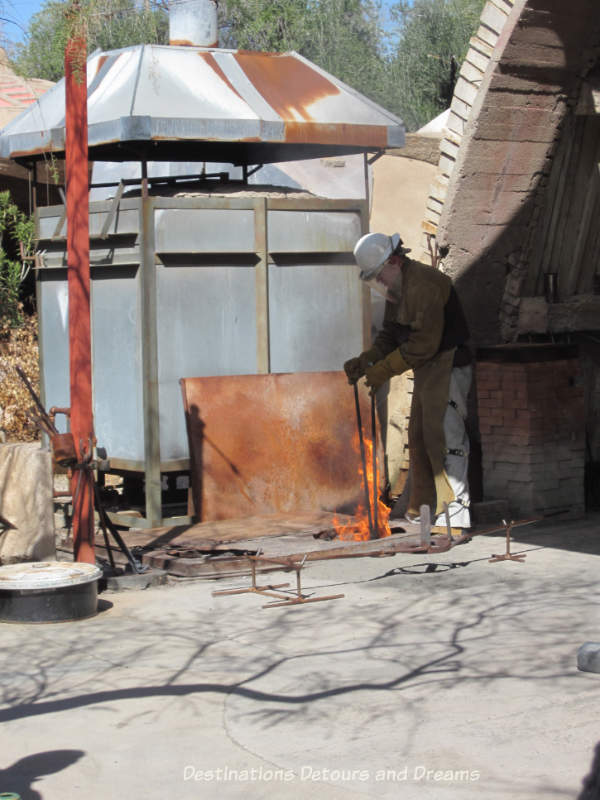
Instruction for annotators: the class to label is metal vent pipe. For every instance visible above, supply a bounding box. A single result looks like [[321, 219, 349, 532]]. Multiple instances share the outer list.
[[169, 0, 218, 47]]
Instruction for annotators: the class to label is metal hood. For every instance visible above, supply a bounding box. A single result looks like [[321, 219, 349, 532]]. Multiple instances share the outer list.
[[0, 44, 405, 164]]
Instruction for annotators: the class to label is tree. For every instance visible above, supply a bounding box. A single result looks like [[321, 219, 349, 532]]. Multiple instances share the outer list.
[[219, 0, 391, 110], [14, 0, 168, 82], [0, 191, 35, 331], [14, 0, 486, 130], [388, 0, 486, 130]]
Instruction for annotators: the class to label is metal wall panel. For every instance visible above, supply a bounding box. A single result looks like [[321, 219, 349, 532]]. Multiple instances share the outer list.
[[268, 209, 362, 252], [268, 259, 364, 373], [37, 205, 140, 240], [156, 260, 258, 460], [154, 208, 255, 252], [42, 240, 141, 269], [38, 271, 70, 432], [91, 266, 144, 461]]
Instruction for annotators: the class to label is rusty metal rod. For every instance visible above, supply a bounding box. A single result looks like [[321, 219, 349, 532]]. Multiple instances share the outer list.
[[371, 393, 378, 539], [17, 367, 58, 434], [353, 384, 375, 539]]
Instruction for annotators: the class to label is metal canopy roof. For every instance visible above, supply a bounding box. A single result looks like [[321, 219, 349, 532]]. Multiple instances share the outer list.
[[0, 45, 405, 164]]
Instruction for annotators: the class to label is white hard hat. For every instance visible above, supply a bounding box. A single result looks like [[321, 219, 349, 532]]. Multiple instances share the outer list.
[[353, 232, 403, 280]]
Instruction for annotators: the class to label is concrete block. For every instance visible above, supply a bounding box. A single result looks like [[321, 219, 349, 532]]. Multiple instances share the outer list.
[[459, 60, 484, 85], [450, 95, 471, 122], [446, 111, 467, 137], [489, 0, 515, 12], [454, 76, 479, 107], [465, 50, 490, 76], [490, 190, 529, 225], [501, 41, 570, 70], [429, 176, 449, 203], [440, 137, 460, 160], [467, 138, 552, 176], [0, 443, 55, 564], [426, 196, 444, 215], [438, 153, 456, 177], [475, 104, 562, 144], [469, 35, 495, 61], [488, 70, 566, 95], [476, 23, 500, 49], [443, 127, 462, 148], [480, 3, 509, 34], [423, 206, 441, 226]]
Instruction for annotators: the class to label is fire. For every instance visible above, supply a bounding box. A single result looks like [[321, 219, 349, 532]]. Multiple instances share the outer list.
[[333, 434, 391, 541]]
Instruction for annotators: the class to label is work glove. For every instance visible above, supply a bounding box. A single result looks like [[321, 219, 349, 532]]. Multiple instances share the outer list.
[[343, 357, 364, 384], [343, 347, 383, 385], [364, 349, 410, 394]]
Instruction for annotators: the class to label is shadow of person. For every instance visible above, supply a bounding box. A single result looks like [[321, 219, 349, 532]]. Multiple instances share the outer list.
[[0, 749, 84, 800], [579, 741, 600, 800]]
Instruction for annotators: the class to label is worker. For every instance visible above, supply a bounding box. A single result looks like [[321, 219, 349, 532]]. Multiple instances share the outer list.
[[343, 232, 472, 531]]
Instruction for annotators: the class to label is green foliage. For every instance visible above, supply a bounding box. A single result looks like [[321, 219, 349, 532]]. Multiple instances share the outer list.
[[13, 0, 486, 131], [0, 192, 35, 332], [220, 0, 485, 129], [14, 0, 168, 82], [220, 0, 391, 110], [388, 0, 486, 129]]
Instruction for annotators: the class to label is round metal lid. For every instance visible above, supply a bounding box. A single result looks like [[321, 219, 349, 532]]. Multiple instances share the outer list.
[[0, 561, 102, 591]]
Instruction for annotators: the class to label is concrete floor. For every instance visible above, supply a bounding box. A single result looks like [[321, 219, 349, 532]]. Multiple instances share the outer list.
[[1, 515, 599, 800]]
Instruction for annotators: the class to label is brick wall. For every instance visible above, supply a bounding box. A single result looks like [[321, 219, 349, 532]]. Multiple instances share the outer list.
[[477, 347, 585, 518]]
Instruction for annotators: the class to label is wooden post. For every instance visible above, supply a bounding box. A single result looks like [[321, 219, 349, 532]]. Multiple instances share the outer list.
[[65, 4, 95, 563]]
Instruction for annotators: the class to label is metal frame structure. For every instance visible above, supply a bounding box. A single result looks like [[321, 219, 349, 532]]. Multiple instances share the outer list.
[[36, 188, 370, 528]]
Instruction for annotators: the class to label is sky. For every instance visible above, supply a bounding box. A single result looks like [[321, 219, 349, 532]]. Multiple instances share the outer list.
[[1, 0, 402, 48], [1, 0, 40, 44]]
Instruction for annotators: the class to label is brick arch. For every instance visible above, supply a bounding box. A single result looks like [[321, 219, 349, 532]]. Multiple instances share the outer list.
[[421, 0, 599, 346]]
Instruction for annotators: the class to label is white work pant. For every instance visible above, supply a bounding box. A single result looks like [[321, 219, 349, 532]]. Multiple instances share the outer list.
[[433, 364, 472, 529]]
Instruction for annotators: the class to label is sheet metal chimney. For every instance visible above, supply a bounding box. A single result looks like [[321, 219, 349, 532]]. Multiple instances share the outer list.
[[169, 0, 218, 47]]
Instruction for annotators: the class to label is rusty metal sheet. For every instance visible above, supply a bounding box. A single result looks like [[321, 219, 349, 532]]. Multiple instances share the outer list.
[[180, 371, 383, 522], [0, 46, 404, 163]]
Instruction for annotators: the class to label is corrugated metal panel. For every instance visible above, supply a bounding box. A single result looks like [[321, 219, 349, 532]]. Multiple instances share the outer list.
[[0, 45, 404, 163]]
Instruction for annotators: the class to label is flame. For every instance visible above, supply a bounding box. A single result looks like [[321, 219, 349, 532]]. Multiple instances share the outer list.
[[333, 434, 391, 541]]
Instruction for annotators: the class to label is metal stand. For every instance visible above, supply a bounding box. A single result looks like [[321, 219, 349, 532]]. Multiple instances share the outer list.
[[489, 519, 527, 563], [212, 554, 345, 609]]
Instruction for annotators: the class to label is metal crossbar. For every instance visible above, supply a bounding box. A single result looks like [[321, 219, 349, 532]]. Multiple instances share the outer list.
[[212, 554, 344, 609]]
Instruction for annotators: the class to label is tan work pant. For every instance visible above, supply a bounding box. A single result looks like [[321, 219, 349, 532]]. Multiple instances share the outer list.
[[406, 348, 458, 519]]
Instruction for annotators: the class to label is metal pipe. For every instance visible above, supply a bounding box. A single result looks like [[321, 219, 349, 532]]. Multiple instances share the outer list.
[[353, 384, 374, 539], [65, 5, 95, 564], [371, 393, 378, 539], [169, 0, 218, 47]]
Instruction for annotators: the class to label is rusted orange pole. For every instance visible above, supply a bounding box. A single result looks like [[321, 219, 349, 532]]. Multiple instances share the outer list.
[[65, 9, 95, 564]]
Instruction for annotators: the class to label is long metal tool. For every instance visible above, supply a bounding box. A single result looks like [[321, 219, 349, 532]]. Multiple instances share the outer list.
[[353, 384, 375, 539], [16, 366, 58, 435], [371, 393, 378, 539]]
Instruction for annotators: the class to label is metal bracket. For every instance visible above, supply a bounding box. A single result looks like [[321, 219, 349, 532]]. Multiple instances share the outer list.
[[489, 519, 527, 563], [99, 180, 125, 239], [51, 206, 66, 240], [212, 553, 345, 609]]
